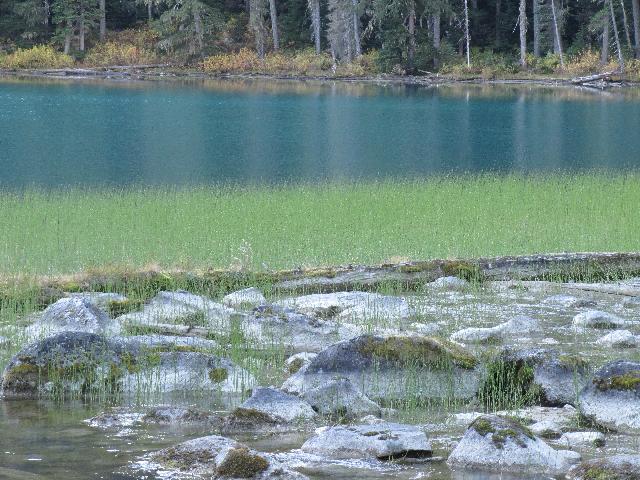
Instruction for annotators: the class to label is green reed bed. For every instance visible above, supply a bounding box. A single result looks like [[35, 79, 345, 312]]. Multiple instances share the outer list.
[[1, 173, 639, 276]]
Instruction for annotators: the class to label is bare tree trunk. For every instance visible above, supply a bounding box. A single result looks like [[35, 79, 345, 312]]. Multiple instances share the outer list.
[[550, 0, 564, 66], [495, 0, 501, 48], [602, 14, 610, 64], [309, 0, 321, 53], [352, 0, 361, 58], [433, 12, 441, 68], [533, 0, 541, 57], [519, 0, 527, 67], [194, 6, 204, 56], [609, 0, 625, 70], [148, 1, 153, 23], [269, 0, 279, 50], [43, 0, 50, 25], [250, 0, 266, 58], [464, 0, 470, 66], [79, 6, 85, 51], [407, 0, 416, 72], [64, 28, 71, 54], [633, 0, 640, 58], [621, 0, 633, 49], [99, 0, 106, 41]]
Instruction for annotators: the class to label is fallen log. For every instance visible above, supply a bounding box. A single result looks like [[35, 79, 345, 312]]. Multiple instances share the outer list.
[[570, 71, 620, 85]]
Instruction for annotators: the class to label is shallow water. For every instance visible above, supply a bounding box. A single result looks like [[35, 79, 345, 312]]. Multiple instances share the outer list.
[[1, 280, 639, 479], [1, 77, 640, 188]]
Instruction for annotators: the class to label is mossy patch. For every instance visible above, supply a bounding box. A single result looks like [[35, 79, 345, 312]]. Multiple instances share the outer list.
[[107, 299, 143, 317], [287, 357, 305, 375], [594, 370, 640, 392], [470, 416, 534, 449], [216, 447, 269, 478], [155, 446, 215, 470], [227, 407, 276, 424], [357, 335, 478, 370], [208, 367, 228, 383], [442, 261, 484, 283]]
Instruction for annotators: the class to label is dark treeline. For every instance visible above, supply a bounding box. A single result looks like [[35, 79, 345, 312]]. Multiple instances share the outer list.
[[1, 0, 639, 71]]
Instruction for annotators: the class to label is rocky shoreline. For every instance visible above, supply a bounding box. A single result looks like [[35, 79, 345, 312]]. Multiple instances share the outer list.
[[1, 256, 640, 479]]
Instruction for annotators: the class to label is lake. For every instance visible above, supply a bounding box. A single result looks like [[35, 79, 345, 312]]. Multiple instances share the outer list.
[[1, 77, 640, 189]]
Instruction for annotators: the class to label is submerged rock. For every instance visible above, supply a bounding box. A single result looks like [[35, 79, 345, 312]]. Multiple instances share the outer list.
[[282, 334, 480, 402], [595, 330, 638, 348], [447, 415, 580, 475], [301, 423, 432, 460], [301, 378, 381, 420], [543, 294, 596, 309], [450, 316, 539, 344], [1, 332, 116, 399], [567, 454, 640, 480], [275, 292, 413, 324], [150, 435, 306, 479], [578, 360, 640, 433], [573, 310, 626, 329], [223, 287, 266, 309], [235, 387, 316, 423], [556, 431, 605, 448], [26, 297, 120, 338]]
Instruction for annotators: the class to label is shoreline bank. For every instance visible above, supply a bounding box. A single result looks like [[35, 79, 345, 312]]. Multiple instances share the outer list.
[[2, 66, 639, 90]]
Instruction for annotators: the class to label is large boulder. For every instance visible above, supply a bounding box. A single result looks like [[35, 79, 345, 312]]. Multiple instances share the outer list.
[[1, 332, 117, 399], [302, 378, 381, 420], [301, 423, 432, 460], [573, 310, 626, 329], [567, 455, 640, 480], [26, 297, 119, 338], [282, 335, 480, 402], [480, 348, 590, 407], [578, 360, 640, 433], [275, 292, 413, 324], [118, 291, 241, 333], [150, 435, 306, 479], [118, 351, 255, 397], [447, 415, 580, 475]]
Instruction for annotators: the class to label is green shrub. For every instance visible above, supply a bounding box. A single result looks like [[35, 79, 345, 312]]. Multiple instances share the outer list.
[[0, 45, 74, 69]]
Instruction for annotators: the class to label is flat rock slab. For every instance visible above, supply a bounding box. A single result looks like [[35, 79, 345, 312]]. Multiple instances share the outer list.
[[301, 422, 432, 460], [567, 454, 640, 480]]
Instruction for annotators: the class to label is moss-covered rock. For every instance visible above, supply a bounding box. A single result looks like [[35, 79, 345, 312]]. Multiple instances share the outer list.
[[448, 414, 580, 475], [579, 360, 640, 433], [567, 455, 640, 480], [216, 447, 269, 478]]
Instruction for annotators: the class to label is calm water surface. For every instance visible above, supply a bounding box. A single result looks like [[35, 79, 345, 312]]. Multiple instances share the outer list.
[[1, 77, 640, 188]]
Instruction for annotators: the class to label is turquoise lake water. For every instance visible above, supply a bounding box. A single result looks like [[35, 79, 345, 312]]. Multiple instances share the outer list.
[[1, 77, 640, 188]]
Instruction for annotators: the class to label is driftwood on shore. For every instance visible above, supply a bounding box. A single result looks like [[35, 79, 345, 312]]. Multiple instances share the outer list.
[[10, 252, 640, 297]]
